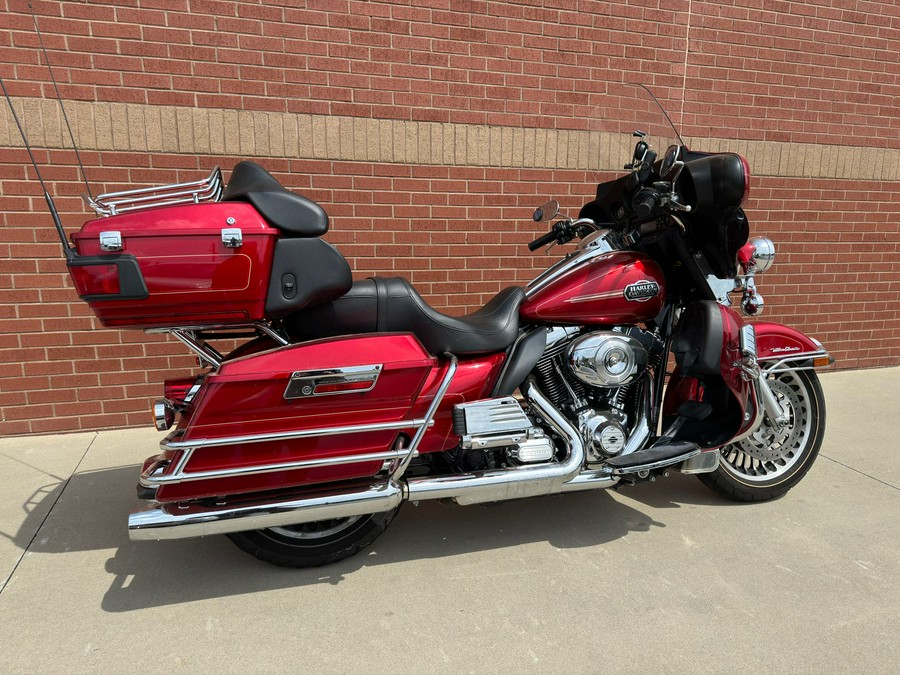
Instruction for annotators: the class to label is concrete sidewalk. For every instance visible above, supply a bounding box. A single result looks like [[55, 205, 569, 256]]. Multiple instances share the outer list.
[[0, 368, 897, 674]]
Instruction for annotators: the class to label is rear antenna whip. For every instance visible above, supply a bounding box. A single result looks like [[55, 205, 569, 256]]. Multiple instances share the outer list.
[[30, 3, 95, 202], [0, 75, 74, 260]]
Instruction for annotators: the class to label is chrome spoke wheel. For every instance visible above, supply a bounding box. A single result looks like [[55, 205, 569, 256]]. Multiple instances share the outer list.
[[227, 507, 400, 567], [720, 371, 812, 482], [268, 516, 363, 540], [698, 368, 825, 502]]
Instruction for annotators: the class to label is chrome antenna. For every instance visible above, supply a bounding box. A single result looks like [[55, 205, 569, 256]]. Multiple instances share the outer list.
[[0, 75, 74, 259], [30, 3, 95, 201]]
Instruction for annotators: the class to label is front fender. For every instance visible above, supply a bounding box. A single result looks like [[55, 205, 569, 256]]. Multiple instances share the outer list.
[[753, 321, 834, 366]]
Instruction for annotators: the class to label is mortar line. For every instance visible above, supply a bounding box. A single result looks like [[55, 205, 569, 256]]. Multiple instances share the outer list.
[[820, 454, 899, 492], [0, 432, 99, 596]]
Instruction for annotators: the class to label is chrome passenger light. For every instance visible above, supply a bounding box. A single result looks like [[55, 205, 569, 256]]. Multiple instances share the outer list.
[[749, 237, 775, 272], [152, 399, 176, 431], [738, 237, 776, 275]]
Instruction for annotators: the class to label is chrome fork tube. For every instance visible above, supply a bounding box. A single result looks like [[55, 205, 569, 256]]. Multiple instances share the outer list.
[[756, 373, 788, 429]]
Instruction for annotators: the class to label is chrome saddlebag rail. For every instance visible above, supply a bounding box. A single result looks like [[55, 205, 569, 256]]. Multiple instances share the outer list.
[[129, 378, 617, 541]]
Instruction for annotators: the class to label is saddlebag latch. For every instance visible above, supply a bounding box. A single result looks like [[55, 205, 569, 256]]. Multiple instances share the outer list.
[[221, 228, 242, 248], [99, 231, 123, 252]]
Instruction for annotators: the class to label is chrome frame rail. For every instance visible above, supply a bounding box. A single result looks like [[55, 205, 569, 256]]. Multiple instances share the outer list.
[[87, 166, 223, 216], [128, 378, 622, 541], [146, 322, 292, 370]]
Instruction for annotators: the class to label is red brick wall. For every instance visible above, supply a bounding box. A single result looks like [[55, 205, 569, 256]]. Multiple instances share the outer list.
[[1, 0, 898, 435]]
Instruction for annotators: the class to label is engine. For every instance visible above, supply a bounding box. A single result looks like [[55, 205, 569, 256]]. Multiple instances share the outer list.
[[568, 331, 649, 387], [533, 326, 663, 464]]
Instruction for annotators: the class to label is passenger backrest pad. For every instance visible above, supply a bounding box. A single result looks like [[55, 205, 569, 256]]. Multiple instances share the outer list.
[[223, 161, 329, 237], [265, 238, 352, 317]]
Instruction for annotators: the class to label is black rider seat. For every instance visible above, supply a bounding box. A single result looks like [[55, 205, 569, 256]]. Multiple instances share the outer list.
[[283, 277, 525, 355]]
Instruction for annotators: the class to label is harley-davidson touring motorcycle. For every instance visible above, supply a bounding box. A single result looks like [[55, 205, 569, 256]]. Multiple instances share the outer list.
[[18, 83, 832, 567]]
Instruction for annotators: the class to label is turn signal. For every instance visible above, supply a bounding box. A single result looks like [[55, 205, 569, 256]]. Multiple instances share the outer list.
[[152, 399, 176, 431]]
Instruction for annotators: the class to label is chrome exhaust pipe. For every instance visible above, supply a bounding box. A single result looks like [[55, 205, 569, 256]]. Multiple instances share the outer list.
[[128, 481, 402, 541], [404, 377, 610, 505]]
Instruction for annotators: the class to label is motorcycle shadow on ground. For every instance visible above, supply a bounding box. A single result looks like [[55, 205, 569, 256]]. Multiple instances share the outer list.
[[6, 463, 733, 612]]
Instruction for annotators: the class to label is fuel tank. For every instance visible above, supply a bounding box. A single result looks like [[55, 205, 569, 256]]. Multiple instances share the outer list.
[[521, 250, 665, 325]]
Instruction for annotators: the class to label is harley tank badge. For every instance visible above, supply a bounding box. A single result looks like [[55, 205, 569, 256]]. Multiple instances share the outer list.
[[624, 280, 660, 302]]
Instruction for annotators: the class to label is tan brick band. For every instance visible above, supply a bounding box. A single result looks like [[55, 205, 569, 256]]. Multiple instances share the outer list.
[[2, 97, 898, 181]]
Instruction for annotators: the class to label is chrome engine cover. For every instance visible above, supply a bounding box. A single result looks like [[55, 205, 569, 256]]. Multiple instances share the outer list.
[[579, 409, 628, 461], [453, 397, 554, 463], [567, 331, 649, 387]]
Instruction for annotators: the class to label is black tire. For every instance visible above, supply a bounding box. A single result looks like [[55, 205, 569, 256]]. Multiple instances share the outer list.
[[698, 369, 825, 502], [227, 508, 400, 568]]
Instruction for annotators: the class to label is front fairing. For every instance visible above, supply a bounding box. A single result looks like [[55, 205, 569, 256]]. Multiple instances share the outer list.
[[663, 305, 759, 449]]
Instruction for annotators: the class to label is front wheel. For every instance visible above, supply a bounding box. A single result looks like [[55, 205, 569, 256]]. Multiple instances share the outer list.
[[227, 508, 400, 567], [698, 369, 825, 502]]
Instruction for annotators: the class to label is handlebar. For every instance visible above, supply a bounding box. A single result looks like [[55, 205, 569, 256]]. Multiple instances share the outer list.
[[528, 229, 559, 251], [528, 218, 600, 251], [634, 188, 660, 220]]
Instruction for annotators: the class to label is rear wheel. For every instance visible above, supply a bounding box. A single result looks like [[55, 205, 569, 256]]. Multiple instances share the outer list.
[[698, 369, 825, 502], [227, 508, 400, 567]]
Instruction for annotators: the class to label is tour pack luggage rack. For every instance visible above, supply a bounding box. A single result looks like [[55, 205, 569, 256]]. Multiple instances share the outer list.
[[86, 166, 224, 216]]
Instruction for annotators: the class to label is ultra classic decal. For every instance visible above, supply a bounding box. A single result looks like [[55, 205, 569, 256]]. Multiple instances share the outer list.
[[623, 280, 660, 302]]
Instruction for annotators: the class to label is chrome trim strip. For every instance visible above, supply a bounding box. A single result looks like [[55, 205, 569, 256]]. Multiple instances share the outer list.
[[128, 481, 402, 541], [392, 354, 458, 480], [142, 448, 409, 485], [284, 364, 383, 399], [162, 418, 432, 451]]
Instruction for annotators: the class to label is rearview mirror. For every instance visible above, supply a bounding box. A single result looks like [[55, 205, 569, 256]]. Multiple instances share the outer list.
[[533, 200, 560, 223]]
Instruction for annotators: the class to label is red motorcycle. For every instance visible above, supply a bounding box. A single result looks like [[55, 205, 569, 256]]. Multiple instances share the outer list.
[[37, 86, 832, 567]]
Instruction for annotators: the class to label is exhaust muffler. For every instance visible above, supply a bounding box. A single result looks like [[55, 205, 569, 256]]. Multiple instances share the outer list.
[[128, 481, 402, 541]]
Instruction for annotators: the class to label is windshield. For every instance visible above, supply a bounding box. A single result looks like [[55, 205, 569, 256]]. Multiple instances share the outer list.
[[587, 83, 684, 184]]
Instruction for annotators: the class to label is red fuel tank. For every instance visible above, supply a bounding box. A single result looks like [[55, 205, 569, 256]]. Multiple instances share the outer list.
[[520, 250, 665, 325]]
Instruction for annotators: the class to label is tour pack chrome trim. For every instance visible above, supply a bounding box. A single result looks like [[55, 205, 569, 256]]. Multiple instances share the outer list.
[[88, 166, 223, 216], [284, 364, 383, 399]]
